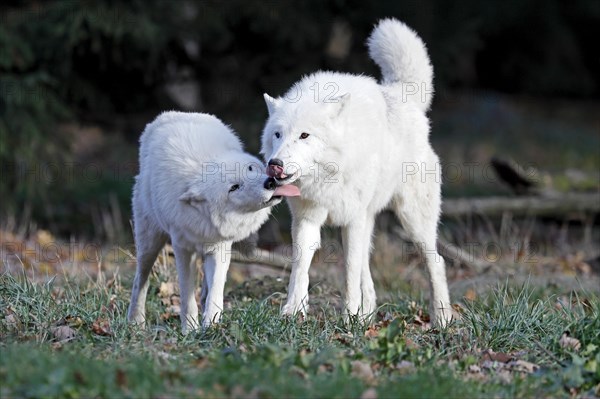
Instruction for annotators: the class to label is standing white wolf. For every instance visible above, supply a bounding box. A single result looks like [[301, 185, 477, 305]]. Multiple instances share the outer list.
[[261, 19, 452, 326], [127, 111, 299, 333]]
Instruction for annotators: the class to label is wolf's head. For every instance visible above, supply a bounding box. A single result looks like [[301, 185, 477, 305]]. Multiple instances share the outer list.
[[179, 151, 299, 238], [260, 87, 351, 187]]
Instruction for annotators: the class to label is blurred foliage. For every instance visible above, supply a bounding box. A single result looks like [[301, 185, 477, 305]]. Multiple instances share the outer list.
[[0, 0, 598, 238]]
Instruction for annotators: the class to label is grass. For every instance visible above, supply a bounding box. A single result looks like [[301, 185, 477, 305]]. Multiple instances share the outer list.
[[1, 269, 599, 398]]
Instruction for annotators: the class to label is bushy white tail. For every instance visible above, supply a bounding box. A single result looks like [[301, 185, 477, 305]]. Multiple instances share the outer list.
[[367, 18, 434, 111]]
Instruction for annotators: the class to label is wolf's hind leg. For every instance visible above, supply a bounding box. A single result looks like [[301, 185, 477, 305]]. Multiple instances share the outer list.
[[127, 215, 167, 326], [392, 173, 452, 327]]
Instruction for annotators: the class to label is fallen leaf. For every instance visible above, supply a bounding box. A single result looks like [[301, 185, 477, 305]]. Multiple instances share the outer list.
[[464, 289, 477, 301], [351, 360, 374, 383], [497, 369, 513, 383], [481, 360, 500, 370], [482, 349, 513, 363], [290, 365, 308, 380], [160, 299, 181, 321], [334, 332, 354, 345], [108, 295, 118, 312], [317, 363, 334, 374], [559, 332, 581, 351], [64, 315, 84, 328], [167, 304, 181, 315], [160, 310, 180, 321], [413, 314, 432, 330], [451, 303, 465, 314], [508, 359, 539, 374], [4, 313, 20, 331], [360, 387, 377, 399], [364, 325, 379, 339], [468, 364, 481, 373], [415, 308, 430, 323], [51, 325, 77, 342], [92, 317, 112, 336], [159, 282, 177, 298]]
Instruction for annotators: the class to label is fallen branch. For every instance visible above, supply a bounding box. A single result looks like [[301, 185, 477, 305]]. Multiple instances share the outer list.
[[393, 228, 494, 274], [163, 245, 291, 272], [230, 248, 291, 272], [442, 192, 599, 218]]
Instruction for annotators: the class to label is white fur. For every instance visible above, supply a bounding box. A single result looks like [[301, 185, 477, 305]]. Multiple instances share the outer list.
[[261, 19, 452, 326], [367, 18, 434, 111], [128, 111, 279, 333]]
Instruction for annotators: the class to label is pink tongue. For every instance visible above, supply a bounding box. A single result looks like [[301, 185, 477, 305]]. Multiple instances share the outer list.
[[273, 184, 301, 197]]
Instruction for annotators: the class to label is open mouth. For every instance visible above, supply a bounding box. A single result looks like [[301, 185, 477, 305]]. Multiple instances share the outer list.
[[267, 164, 300, 184], [273, 172, 298, 185]]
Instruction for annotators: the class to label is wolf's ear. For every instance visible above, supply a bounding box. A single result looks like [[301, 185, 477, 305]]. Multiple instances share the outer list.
[[326, 93, 351, 118], [264, 93, 281, 116], [179, 187, 206, 204]]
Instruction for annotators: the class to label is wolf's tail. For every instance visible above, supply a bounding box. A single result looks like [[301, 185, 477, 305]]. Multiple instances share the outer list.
[[367, 18, 434, 111]]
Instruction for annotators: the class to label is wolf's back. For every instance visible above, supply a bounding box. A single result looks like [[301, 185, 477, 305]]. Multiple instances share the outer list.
[[367, 18, 433, 111]]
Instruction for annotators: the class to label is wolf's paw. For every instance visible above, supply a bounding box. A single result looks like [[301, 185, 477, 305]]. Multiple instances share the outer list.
[[343, 299, 365, 324], [201, 308, 221, 330], [127, 310, 147, 327], [433, 304, 454, 328], [361, 297, 377, 319], [281, 298, 308, 319]]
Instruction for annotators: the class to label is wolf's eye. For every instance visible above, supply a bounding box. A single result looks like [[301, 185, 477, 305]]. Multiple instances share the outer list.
[[300, 132, 310, 139], [229, 184, 240, 193], [274, 132, 281, 139]]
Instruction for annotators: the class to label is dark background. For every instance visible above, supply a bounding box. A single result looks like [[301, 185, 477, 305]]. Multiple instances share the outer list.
[[1, 0, 599, 240]]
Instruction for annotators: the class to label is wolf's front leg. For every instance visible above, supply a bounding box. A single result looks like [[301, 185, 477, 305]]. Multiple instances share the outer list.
[[282, 218, 323, 317], [202, 241, 232, 328], [342, 216, 375, 322], [173, 244, 199, 334]]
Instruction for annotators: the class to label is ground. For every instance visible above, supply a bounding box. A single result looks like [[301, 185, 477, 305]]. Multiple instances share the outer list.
[[1, 228, 599, 398]]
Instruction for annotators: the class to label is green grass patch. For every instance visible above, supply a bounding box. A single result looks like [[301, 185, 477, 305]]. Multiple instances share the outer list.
[[1, 273, 598, 398]]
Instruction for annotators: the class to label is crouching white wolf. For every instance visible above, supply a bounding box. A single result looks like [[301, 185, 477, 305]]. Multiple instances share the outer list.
[[261, 19, 452, 326], [127, 111, 299, 333]]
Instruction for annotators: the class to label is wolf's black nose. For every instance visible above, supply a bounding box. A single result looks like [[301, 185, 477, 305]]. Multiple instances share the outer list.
[[264, 177, 277, 190], [268, 158, 284, 167]]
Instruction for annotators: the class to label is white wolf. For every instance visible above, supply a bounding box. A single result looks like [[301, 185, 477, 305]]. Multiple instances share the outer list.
[[261, 19, 452, 326], [127, 111, 299, 333]]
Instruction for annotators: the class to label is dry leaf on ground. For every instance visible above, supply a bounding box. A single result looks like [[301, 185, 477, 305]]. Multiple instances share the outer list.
[[559, 332, 581, 351], [4, 313, 20, 331], [464, 288, 477, 301], [360, 387, 377, 399], [334, 332, 354, 345], [468, 364, 481, 373], [482, 349, 513, 363], [51, 325, 77, 342], [364, 325, 380, 339], [91, 317, 112, 336], [351, 360, 375, 383], [508, 359, 539, 373]]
